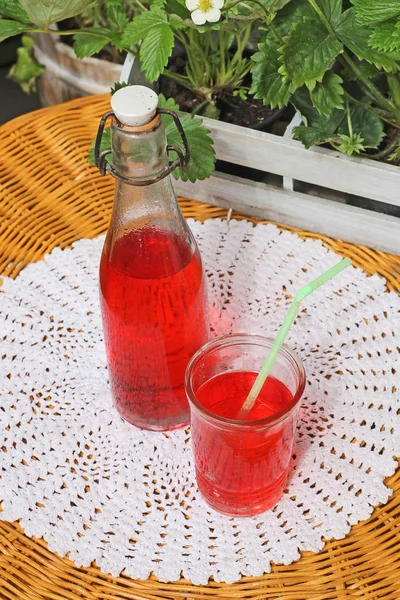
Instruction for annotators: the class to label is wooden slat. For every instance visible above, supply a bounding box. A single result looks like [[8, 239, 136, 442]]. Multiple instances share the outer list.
[[201, 117, 400, 208], [174, 172, 400, 255]]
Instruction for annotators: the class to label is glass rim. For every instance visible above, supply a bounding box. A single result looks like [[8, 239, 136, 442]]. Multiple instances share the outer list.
[[185, 333, 306, 428]]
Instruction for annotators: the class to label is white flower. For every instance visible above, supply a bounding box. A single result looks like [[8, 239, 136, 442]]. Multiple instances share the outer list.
[[186, 0, 223, 25]]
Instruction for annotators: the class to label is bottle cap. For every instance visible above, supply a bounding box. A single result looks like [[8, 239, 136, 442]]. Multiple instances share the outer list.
[[111, 85, 158, 127]]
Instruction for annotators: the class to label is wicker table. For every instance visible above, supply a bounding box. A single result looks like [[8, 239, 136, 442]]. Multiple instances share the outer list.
[[0, 95, 399, 600]]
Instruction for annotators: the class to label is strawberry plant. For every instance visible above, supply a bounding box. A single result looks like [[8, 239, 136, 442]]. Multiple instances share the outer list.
[[250, 0, 400, 158]]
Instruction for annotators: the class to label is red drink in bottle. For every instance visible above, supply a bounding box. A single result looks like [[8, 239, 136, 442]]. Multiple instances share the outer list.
[[186, 335, 305, 516], [100, 227, 208, 430]]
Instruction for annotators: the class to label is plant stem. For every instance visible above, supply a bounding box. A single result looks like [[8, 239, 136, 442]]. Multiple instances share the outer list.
[[225, 0, 278, 38], [306, 0, 335, 35], [345, 98, 353, 138], [225, 0, 268, 18], [175, 30, 201, 85], [343, 54, 400, 119], [32, 28, 110, 38], [191, 99, 209, 116], [387, 74, 400, 111], [330, 141, 341, 152], [219, 28, 226, 83], [226, 28, 245, 74], [135, 0, 148, 11], [369, 133, 400, 160], [343, 91, 400, 129], [162, 69, 196, 93], [31, 25, 136, 54], [190, 29, 211, 83]]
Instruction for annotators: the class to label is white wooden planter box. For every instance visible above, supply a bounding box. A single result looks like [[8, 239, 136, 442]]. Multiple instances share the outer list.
[[121, 55, 400, 255]]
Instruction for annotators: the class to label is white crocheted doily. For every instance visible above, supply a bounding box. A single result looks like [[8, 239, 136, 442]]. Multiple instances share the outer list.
[[0, 219, 399, 585]]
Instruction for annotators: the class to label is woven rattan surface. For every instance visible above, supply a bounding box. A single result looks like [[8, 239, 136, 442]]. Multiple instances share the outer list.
[[0, 95, 399, 600]]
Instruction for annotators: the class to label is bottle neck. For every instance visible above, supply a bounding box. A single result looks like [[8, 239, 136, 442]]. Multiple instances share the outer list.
[[111, 114, 168, 183], [110, 113, 180, 225], [105, 114, 195, 266]]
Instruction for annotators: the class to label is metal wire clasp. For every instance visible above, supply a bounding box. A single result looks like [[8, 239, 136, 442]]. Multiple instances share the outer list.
[[94, 108, 190, 186]]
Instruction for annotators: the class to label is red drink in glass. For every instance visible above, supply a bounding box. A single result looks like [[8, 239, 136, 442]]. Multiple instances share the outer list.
[[186, 334, 305, 516], [100, 226, 208, 431]]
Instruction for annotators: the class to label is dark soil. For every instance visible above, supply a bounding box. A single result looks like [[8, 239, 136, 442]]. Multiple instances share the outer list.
[[219, 94, 280, 128], [160, 67, 202, 113], [160, 56, 283, 131]]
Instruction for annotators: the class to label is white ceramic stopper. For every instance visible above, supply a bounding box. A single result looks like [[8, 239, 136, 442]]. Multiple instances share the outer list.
[[111, 85, 158, 127]]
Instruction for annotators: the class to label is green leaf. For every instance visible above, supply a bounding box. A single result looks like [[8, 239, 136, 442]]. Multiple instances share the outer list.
[[291, 86, 346, 147], [150, 0, 167, 7], [250, 39, 292, 108], [139, 24, 174, 82], [351, 0, 400, 25], [110, 81, 130, 95], [0, 18, 31, 41], [369, 20, 400, 52], [272, 0, 315, 37], [203, 103, 220, 119], [293, 111, 345, 147], [268, 0, 342, 35], [341, 61, 380, 81], [158, 94, 215, 181], [0, 0, 29, 22], [87, 127, 110, 165], [158, 93, 180, 114], [270, 0, 292, 7], [337, 132, 365, 155], [122, 8, 167, 47], [110, 31, 125, 51], [292, 112, 345, 148], [167, 115, 215, 182], [18, 0, 96, 28], [73, 33, 109, 58], [251, 0, 291, 9], [8, 34, 45, 93], [122, 8, 174, 82], [292, 124, 332, 147], [278, 17, 343, 90], [291, 86, 320, 122], [335, 9, 400, 72], [316, 0, 342, 27], [310, 72, 344, 116], [107, 0, 128, 30], [169, 16, 188, 29], [338, 104, 384, 148], [165, 0, 190, 19]]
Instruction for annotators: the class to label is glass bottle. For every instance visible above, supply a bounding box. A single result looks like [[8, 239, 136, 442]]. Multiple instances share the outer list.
[[95, 86, 209, 431]]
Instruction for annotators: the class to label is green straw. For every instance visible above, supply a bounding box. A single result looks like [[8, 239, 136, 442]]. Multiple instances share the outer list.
[[238, 257, 352, 417]]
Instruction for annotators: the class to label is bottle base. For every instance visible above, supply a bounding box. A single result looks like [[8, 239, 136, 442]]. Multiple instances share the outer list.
[[112, 386, 190, 432], [122, 416, 190, 432], [117, 409, 190, 432]]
